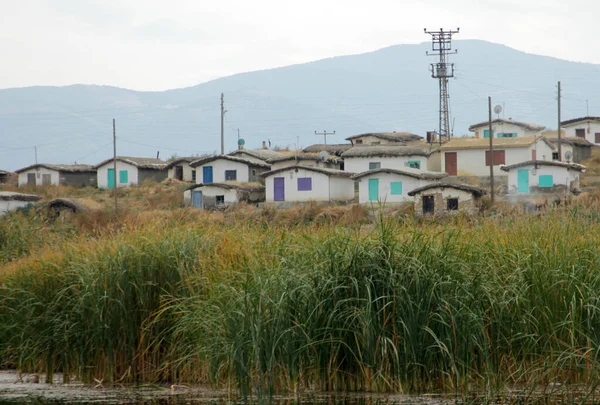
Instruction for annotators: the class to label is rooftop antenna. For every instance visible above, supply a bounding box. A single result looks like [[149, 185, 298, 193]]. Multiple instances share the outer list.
[[318, 150, 329, 162], [425, 27, 459, 140]]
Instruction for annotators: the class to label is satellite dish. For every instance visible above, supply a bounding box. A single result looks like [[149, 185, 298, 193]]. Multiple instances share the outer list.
[[564, 151, 573, 162], [493, 105, 503, 115], [318, 151, 329, 162], [238, 138, 245, 146]]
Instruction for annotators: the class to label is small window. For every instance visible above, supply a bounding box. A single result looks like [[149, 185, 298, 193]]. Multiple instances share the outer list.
[[191, 170, 196, 181], [369, 162, 381, 170], [297, 177, 312, 191], [252, 169, 257, 176], [552, 152, 559, 161], [576, 129, 585, 138], [483, 129, 494, 138], [225, 170, 237, 181], [539, 175, 554, 188], [447, 198, 459, 211], [407, 160, 421, 169], [119, 170, 128, 184], [497, 133, 516, 138], [216, 195, 225, 205], [595, 133, 600, 143], [485, 150, 506, 166], [355, 139, 363, 144], [390, 181, 402, 195]]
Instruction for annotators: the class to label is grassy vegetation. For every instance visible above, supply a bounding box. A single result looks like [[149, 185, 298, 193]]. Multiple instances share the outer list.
[[3, 192, 600, 401]]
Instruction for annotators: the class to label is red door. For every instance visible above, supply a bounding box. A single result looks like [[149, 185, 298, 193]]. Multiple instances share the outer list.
[[445, 152, 457, 176]]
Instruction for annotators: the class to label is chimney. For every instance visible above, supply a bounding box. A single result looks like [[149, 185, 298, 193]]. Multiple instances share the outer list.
[[262, 141, 267, 150]]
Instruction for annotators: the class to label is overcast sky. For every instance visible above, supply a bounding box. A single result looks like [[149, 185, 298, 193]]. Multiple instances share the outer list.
[[2, 0, 599, 91]]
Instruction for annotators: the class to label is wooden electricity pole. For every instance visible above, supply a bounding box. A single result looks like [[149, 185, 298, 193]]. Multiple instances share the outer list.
[[220, 93, 226, 155], [557, 81, 562, 161], [488, 97, 495, 203], [113, 118, 118, 213]]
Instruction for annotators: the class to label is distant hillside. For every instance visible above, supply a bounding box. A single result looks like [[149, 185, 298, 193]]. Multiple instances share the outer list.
[[2, 40, 600, 171]]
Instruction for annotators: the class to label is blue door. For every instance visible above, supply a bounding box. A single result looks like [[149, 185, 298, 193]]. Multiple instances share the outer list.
[[274, 177, 285, 201], [517, 169, 529, 193], [203, 166, 213, 183], [192, 190, 202, 208]]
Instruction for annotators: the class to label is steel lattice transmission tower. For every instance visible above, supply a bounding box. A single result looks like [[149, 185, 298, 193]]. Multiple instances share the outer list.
[[424, 28, 459, 140]]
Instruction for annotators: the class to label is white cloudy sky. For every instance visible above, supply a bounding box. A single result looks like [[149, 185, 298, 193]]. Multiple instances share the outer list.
[[2, 0, 598, 91]]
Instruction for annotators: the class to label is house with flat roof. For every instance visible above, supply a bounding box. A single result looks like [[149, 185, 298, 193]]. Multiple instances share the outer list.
[[469, 118, 545, 139], [16, 164, 96, 187], [440, 137, 555, 177], [561, 116, 600, 145]]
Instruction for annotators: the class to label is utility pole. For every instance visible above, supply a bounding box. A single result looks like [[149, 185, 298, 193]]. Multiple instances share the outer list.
[[557, 81, 562, 162], [113, 118, 118, 213], [34, 146, 38, 165], [315, 130, 335, 145], [425, 27, 459, 141], [220, 93, 226, 155], [488, 97, 495, 203]]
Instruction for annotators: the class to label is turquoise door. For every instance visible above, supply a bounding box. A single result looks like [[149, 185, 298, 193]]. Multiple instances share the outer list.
[[368, 179, 379, 202], [107, 168, 115, 188], [517, 169, 529, 193]]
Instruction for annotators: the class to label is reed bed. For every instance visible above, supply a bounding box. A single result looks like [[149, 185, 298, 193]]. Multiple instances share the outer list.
[[2, 205, 600, 399]]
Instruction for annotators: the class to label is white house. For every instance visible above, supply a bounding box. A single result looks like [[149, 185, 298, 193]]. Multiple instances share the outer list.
[[469, 118, 545, 139], [184, 182, 265, 209], [345, 132, 423, 146], [500, 160, 585, 194], [542, 131, 593, 163], [15, 164, 97, 187], [261, 166, 355, 204], [408, 184, 487, 216], [351, 168, 448, 204], [0, 192, 41, 215], [561, 116, 600, 145], [440, 137, 556, 177], [342, 145, 439, 173], [95, 157, 167, 188], [165, 158, 197, 182], [190, 155, 270, 184], [267, 153, 343, 171]]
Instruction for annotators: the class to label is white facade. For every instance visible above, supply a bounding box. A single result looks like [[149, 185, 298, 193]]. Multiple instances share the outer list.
[[344, 156, 430, 174], [441, 142, 555, 177], [264, 167, 354, 203], [563, 120, 600, 145], [355, 172, 440, 204], [196, 159, 254, 184], [505, 164, 582, 194], [18, 167, 60, 187], [270, 159, 340, 171], [97, 161, 138, 188], [167, 162, 196, 182], [471, 122, 543, 138], [0, 199, 34, 215]]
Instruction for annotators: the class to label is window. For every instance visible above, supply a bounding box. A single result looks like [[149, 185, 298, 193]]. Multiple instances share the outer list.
[[390, 181, 402, 195], [498, 133, 517, 138], [119, 170, 128, 184], [369, 162, 381, 170], [576, 129, 585, 138], [216, 195, 225, 205], [407, 160, 421, 169], [447, 198, 459, 211], [355, 139, 363, 144], [485, 150, 506, 166], [595, 133, 600, 143], [552, 152, 559, 160], [252, 169, 257, 176], [225, 170, 237, 181], [42, 174, 51, 185], [483, 129, 494, 138], [539, 175, 554, 188], [191, 170, 196, 181], [297, 177, 312, 191]]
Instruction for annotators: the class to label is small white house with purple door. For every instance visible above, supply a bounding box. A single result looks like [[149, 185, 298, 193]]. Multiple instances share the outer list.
[[261, 165, 355, 204]]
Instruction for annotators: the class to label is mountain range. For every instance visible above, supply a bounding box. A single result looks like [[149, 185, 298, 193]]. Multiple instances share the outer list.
[[2, 39, 600, 171]]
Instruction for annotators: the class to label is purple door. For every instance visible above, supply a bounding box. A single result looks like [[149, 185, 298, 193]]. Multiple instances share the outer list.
[[274, 177, 285, 201]]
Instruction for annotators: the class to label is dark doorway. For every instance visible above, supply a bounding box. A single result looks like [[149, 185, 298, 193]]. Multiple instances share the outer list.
[[422, 195, 435, 214], [27, 173, 36, 186], [175, 165, 184, 181]]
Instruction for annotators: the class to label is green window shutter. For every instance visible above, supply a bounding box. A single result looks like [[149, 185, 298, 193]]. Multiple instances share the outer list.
[[390, 181, 403, 195], [538, 175, 553, 188], [407, 160, 420, 169], [483, 129, 494, 138], [119, 170, 128, 184]]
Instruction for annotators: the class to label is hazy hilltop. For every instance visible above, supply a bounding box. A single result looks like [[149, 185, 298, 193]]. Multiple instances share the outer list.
[[1, 39, 600, 171]]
